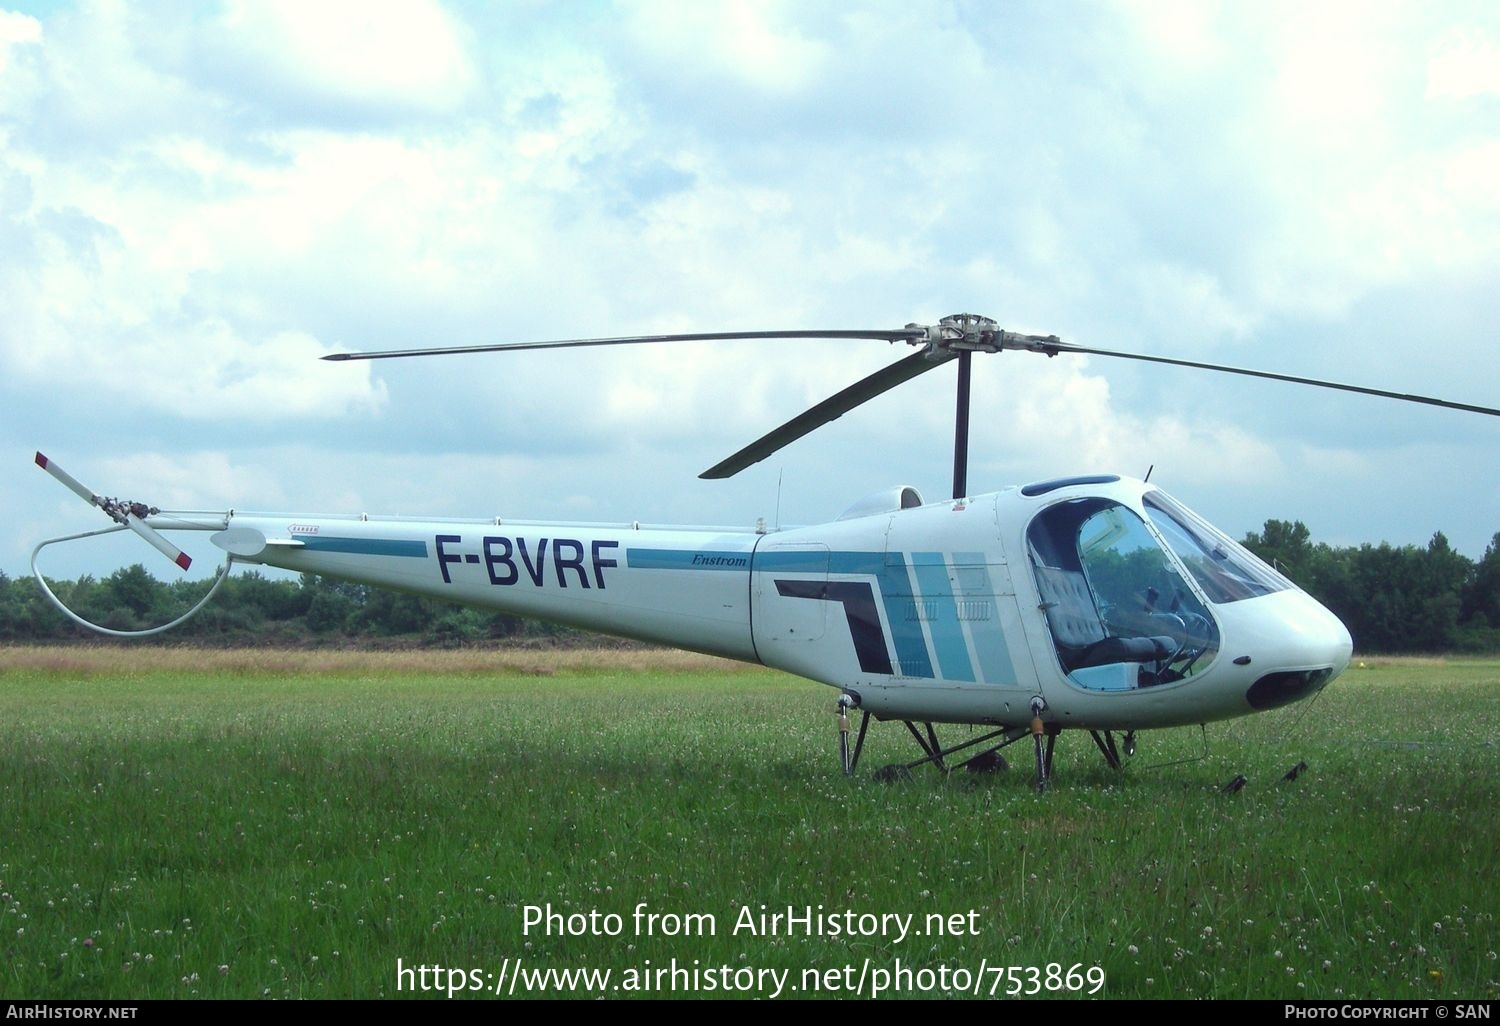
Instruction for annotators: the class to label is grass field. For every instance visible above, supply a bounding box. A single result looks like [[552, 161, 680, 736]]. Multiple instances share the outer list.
[[1, 646, 1497, 1000]]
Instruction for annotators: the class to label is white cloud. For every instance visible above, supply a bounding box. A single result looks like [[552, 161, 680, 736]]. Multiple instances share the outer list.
[[0, 9, 40, 68], [207, 0, 476, 117], [1120, 0, 1230, 77], [1127, 263, 1256, 346], [0, 160, 388, 419], [1153, 5, 1497, 321], [1267, 4, 1394, 135], [622, 0, 828, 95], [1427, 26, 1500, 99], [97, 449, 295, 512]]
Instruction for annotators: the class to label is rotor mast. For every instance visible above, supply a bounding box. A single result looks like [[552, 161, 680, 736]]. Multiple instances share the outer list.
[[919, 313, 1061, 500], [953, 349, 971, 500]]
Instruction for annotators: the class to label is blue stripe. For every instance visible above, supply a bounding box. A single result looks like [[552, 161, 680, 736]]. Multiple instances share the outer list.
[[299, 536, 429, 558], [954, 551, 1017, 685], [754, 550, 832, 574], [876, 555, 933, 679], [912, 552, 976, 682], [626, 548, 752, 570]]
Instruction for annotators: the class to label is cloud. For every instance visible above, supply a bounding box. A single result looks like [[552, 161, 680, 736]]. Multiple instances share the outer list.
[[621, 0, 829, 96], [0, 155, 388, 420], [1426, 25, 1500, 99], [0, 8, 40, 72], [197, 0, 476, 123]]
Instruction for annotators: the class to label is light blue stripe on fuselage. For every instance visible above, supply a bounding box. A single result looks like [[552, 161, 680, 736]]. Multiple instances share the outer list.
[[954, 551, 1018, 685], [911, 552, 976, 682]]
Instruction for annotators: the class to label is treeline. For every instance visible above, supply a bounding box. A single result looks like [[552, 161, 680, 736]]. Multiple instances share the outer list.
[[1240, 522, 1500, 654], [0, 568, 562, 647], [3, 522, 1500, 653]]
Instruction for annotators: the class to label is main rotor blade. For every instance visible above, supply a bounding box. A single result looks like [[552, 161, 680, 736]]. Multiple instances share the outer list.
[[324, 328, 924, 362], [1039, 342, 1500, 418], [701, 349, 952, 479]]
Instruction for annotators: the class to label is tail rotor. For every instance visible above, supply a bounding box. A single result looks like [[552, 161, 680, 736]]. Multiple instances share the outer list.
[[35, 452, 193, 571]]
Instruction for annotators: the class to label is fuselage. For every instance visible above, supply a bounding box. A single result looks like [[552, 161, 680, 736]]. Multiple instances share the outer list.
[[207, 475, 1352, 731]]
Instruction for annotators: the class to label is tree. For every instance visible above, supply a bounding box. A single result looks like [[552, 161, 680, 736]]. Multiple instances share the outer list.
[[226, 571, 309, 622], [103, 564, 158, 618], [1243, 519, 1314, 580], [1463, 532, 1500, 628], [301, 574, 366, 633]]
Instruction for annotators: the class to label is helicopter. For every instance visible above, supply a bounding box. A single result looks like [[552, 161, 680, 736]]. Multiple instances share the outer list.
[[31, 314, 1500, 789]]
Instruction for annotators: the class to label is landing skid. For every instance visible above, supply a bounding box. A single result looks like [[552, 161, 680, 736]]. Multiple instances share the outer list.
[[836, 695, 1135, 792]]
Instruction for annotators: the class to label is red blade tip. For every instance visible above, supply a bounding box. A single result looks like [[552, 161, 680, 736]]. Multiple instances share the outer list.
[[175, 552, 192, 571], [35, 452, 48, 469]]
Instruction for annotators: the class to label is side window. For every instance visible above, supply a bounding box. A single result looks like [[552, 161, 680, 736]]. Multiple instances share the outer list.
[[1028, 499, 1220, 691]]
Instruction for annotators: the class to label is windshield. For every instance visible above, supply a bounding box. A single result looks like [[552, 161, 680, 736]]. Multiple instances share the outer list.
[[1143, 491, 1293, 604]]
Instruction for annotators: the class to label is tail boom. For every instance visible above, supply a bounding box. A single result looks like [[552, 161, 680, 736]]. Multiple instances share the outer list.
[[216, 514, 761, 661]]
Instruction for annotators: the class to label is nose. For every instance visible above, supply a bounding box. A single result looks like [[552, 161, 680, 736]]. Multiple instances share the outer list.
[[1244, 592, 1353, 710]]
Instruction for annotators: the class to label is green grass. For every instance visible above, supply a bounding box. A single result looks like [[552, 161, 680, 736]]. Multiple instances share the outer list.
[[0, 647, 1497, 1000]]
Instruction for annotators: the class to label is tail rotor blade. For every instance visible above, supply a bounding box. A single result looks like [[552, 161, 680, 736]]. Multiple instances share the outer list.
[[34, 452, 192, 571], [125, 513, 193, 571], [35, 452, 100, 506]]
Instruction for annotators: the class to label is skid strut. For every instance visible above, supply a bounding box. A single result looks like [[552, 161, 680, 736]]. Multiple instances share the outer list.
[[838, 695, 851, 774], [890, 722, 1030, 775], [837, 694, 872, 777], [1089, 729, 1123, 771], [902, 721, 951, 773], [1031, 697, 1050, 792]]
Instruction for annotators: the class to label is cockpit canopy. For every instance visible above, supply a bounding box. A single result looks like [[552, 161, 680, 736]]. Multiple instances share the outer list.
[[1026, 489, 1281, 692]]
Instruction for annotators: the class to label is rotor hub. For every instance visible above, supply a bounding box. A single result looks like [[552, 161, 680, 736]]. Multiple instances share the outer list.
[[906, 314, 1061, 357], [937, 313, 1001, 352]]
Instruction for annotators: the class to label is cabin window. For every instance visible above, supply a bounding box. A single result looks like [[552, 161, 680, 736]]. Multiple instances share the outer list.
[[1028, 498, 1220, 691]]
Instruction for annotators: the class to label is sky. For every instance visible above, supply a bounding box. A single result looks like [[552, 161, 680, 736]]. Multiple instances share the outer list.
[[2, 0, 1497, 588]]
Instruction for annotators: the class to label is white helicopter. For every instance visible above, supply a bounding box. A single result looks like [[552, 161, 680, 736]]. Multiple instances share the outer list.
[[32, 314, 1500, 789]]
